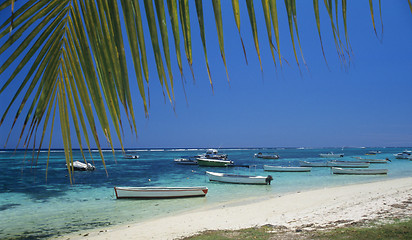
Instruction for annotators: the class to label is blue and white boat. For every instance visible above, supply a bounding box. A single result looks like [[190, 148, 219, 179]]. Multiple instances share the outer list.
[[394, 150, 412, 159], [319, 152, 344, 158]]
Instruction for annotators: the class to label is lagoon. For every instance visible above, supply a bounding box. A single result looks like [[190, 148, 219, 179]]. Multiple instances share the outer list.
[[0, 147, 411, 239]]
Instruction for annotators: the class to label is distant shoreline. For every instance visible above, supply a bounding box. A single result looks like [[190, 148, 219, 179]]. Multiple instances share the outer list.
[[2, 146, 410, 151], [59, 177, 412, 240]]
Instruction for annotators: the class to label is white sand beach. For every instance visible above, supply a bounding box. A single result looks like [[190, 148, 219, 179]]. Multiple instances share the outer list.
[[61, 177, 412, 240]]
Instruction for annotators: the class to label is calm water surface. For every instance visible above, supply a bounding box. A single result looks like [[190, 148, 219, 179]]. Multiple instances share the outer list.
[[0, 147, 411, 239]]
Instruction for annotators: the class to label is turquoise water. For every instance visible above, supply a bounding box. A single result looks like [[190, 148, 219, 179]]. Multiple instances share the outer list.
[[0, 147, 411, 239]]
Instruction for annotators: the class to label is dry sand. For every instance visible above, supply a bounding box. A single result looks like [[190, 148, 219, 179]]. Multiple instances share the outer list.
[[60, 177, 412, 240]]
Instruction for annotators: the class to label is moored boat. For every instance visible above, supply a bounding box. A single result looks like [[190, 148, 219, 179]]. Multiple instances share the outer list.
[[299, 161, 328, 167], [254, 152, 280, 159], [124, 154, 139, 159], [319, 152, 344, 158], [174, 158, 198, 165], [394, 150, 412, 159], [327, 161, 370, 168], [365, 150, 381, 155], [206, 171, 273, 185], [67, 161, 95, 171], [199, 149, 228, 160], [197, 158, 233, 167], [351, 158, 390, 163], [114, 186, 208, 199], [331, 167, 388, 175], [263, 165, 311, 172]]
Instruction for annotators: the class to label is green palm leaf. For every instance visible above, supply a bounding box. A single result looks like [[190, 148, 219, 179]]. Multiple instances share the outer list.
[[231, 0, 248, 64], [313, 0, 328, 66], [195, 0, 213, 90], [261, 0, 276, 68], [246, 0, 262, 71], [212, 0, 230, 82]]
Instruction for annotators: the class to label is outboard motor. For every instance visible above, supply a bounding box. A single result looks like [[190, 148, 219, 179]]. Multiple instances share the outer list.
[[265, 175, 273, 185]]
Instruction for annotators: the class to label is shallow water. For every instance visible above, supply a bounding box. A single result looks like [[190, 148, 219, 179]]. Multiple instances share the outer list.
[[0, 147, 411, 239]]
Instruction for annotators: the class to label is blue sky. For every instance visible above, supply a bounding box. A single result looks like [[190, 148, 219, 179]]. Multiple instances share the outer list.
[[0, 1, 411, 149]]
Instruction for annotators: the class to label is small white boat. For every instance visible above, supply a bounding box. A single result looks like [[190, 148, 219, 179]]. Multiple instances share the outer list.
[[254, 152, 280, 159], [206, 171, 273, 185], [332, 167, 388, 175], [327, 161, 370, 168], [394, 150, 412, 159], [67, 161, 95, 171], [114, 186, 208, 199], [352, 158, 390, 163], [124, 154, 139, 159], [299, 161, 328, 167], [263, 165, 311, 172], [174, 158, 198, 165], [319, 152, 344, 158], [366, 150, 381, 155]]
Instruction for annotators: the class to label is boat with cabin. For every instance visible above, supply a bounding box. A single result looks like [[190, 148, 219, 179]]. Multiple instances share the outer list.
[[67, 161, 95, 171], [206, 171, 273, 185], [394, 150, 412, 159], [199, 149, 228, 160]]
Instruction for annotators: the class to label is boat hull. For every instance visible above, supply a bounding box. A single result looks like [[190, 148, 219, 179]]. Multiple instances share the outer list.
[[299, 161, 328, 167], [174, 158, 198, 165], [332, 167, 388, 175], [114, 187, 208, 199], [255, 153, 280, 159], [319, 153, 344, 158], [206, 171, 272, 185], [197, 158, 233, 167], [263, 165, 311, 172], [352, 158, 389, 163], [299, 161, 370, 168], [327, 161, 370, 168]]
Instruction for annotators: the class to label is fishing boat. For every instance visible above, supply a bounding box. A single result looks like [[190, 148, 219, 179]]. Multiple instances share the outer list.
[[351, 157, 390, 163], [254, 152, 280, 159], [197, 158, 233, 167], [327, 161, 370, 168], [123, 154, 139, 159], [319, 152, 344, 158], [206, 171, 273, 185], [365, 150, 381, 155], [299, 161, 328, 167], [173, 158, 198, 165], [114, 186, 208, 199], [263, 165, 311, 172], [67, 161, 95, 171], [331, 167, 388, 175], [199, 149, 228, 160], [394, 150, 412, 159]]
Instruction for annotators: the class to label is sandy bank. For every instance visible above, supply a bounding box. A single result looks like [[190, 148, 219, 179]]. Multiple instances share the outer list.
[[60, 177, 412, 240]]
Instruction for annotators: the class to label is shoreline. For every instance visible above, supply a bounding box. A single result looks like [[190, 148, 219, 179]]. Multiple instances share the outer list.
[[59, 177, 412, 240]]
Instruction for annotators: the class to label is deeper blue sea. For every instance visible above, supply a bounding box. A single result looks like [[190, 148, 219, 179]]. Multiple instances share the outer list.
[[0, 147, 411, 239]]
